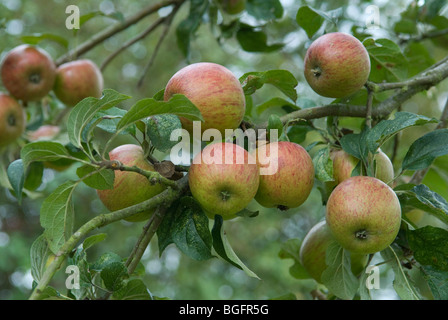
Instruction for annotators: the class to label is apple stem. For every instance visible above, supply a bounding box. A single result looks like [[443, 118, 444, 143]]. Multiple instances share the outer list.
[[355, 230, 368, 240]]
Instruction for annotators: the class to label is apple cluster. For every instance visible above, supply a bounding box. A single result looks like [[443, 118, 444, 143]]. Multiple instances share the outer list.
[[298, 33, 402, 283], [0, 44, 104, 147]]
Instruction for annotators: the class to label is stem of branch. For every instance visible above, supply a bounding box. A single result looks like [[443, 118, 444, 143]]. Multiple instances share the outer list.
[[56, 0, 184, 65]]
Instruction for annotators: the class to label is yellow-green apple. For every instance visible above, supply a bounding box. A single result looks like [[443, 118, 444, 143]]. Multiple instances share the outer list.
[[218, 0, 246, 14], [330, 148, 395, 186], [299, 220, 368, 283], [254, 141, 314, 210], [97, 144, 167, 222], [325, 176, 402, 254], [304, 32, 370, 98], [188, 142, 259, 219], [164, 62, 245, 136], [1, 45, 56, 101], [0, 93, 26, 147], [53, 59, 104, 106]]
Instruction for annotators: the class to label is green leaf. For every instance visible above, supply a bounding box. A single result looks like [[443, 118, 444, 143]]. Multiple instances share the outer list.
[[240, 69, 298, 102], [420, 265, 448, 300], [82, 233, 107, 251], [90, 252, 122, 271], [256, 97, 298, 116], [76, 165, 115, 190], [40, 181, 78, 254], [321, 242, 359, 300], [267, 114, 283, 139], [366, 112, 437, 154], [236, 24, 284, 53], [312, 146, 334, 182], [30, 235, 52, 283], [380, 246, 421, 300], [158, 197, 213, 261], [278, 239, 310, 280], [402, 129, 448, 171], [363, 38, 408, 82], [176, 0, 209, 58], [296, 6, 325, 39], [146, 114, 182, 152], [246, 0, 283, 20], [408, 226, 448, 271], [67, 89, 131, 149], [116, 94, 203, 132], [20, 141, 72, 169], [397, 184, 448, 225], [339, 127, 370, 163], [21, 33, 69, 48], [296, 6, 342, 39], [82, 107, 136, 140], [7, 159, 25, 203], [211, 215, 260, 279], [113, 279, 152, 300]]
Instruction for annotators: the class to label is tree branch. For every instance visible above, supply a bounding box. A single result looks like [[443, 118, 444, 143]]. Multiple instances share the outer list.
[[56, 0, 184, 65], [28, 175, 189, 300], [255, 54, 448, 130]]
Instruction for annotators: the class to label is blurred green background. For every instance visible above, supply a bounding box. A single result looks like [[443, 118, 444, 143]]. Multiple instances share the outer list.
[[0, 0, 447, 300]]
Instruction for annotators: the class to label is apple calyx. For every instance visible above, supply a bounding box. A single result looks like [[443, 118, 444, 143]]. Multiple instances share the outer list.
[[29, 73, 42, 84], [355, 229, 368, 240], [221, 190, 231, 201], [277, 205, 289, 211], [311, 66, 322, 78], [8, 113, 17, 126]]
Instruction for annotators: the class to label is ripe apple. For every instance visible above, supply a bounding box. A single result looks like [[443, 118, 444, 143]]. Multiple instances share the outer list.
[[97, 144, 167, 222], [53, 59, 104, 106], [218, 0, 246, 15], [299, 220, 368, 283], [188, 142, 259, 219], [304, 32, 371, 98], [254, 141, 314, 210], [326, 176, 402, 254], [1, 44, 56, 102], [0, 93, 26, 147], [330, 148, 395, 186], [164, 62, 245, 135]]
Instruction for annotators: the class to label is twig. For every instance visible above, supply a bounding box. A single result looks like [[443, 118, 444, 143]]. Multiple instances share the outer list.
[[365, 87, 374, 128], [56, 0, 184, 65], [137, 4, 180, 88], [126, 206, 168, 275], [100, 16, 166, 71]]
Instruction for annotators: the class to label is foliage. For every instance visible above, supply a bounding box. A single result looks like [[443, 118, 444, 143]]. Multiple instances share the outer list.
[[1, 0, 448, 300]]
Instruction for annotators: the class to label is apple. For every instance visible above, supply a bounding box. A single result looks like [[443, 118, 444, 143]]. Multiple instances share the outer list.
[[164, 62, 245, 135], [299, 220, 368, 283], [254, 141, 314, 210], [27, 124, 61, 142], [304, 32, 371, 98], [325, 176, 402, 254], [1, 44, 56, 102], [330, 148, 395, 186], [0, 93, 26, 147], [218, 0, 246, 15], [188, 142, 259, 219], [97, 144, 167, 222], [53, 59, 104, 106]]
